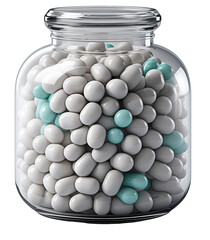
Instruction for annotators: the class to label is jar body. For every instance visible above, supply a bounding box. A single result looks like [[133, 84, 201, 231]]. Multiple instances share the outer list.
[[15, 39, 191, 223]]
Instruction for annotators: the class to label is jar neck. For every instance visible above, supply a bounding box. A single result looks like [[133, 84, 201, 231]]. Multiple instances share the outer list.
[[50, 27, 155, 49]]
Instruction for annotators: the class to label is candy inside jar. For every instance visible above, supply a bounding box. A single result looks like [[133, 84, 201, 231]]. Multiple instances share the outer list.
[[15, 6, 191, 223]]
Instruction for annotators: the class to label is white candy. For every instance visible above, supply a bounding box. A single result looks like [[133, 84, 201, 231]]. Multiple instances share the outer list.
[[168, 99, 182, 119], [112, 42, 133, 51], [106, 79, 128, 99], [120, 64, 143, 90], [43, 173, 57, 194], [19, 173, 32, 191], [59, 112, 83, 130], [158, 83, 178, 103], [134, 148, 155, 172], [145, 69, 165, 91], [153, 96, 172, 115], [84, 81, 105, 102], [19, 108, 35, 128], [62, 131, 72, 147], [27, 65, 44, 84], [83, 73, 94, 81], [75, 177, 100, 195], [45, 144, 65, 162], [35, 155, 51, 173], [49, 89, 68, 113], [39, 55, 57, 67], [80, 55, 97, 72], [141, 130, 163, 149], [65, 94, 86, 113], [22, 101, 36, 110], [24, 150, 38, 166], [149, 191, 172, 210], [148, 161, 172, 182], [69, 193, 92, 212], [102, 170, 123, 196], [97, 115, 117, 130], [87, 124, 106, 149], [152, 115, 175, 134], [155, 146, 174, 163], [86, 42, 106, 51], [152, 176, 181, 194], [92, 142, 117, 163], [91, 162, 112, 182], [55, 175, 77, 196], [59, 59, 86, 75], [27, 164, 45, 184], [121, 135, 142, 155], [63, 76, 87, 95], [16, 143, 28, 158], [19, 160, 29, 173], [138, 105, 156, 123], [19, 128, 33, 149], [20, 83, 34, 100], [137, 87, 157, 105], [100, 96, 120, 116], [135, 191, 153, 212], [129, 52, 144, 64], [70, 126, 88, 145], [111, 198, 134, 215], [175, 119, 188, 137], [26, 119, 42, 137], [168, 158, 186, 179], [27, 183, 45, 205], [74, 153, 97, 177], [94, 192, 111, 215], [50, 160, 73, 179], [51, 194, 71, 212], [51, 51, 68, 62], [110, 153, 134, 172], [104, 55, 126, 76], [90, 63, 112, 84], [126, 118, 148, 137], [122, 92, 143, 116], [80, 102, 102, 125], [119, 55, 132, 67], [41, 191, 53, 208], [64, 144, 85, 161], [44, 124, 64, 143]]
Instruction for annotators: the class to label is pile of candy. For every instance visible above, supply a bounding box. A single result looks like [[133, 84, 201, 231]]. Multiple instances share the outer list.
[[16, 42, 188, 216]]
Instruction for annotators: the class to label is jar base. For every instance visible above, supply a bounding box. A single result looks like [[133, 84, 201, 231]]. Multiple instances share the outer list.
[[17, 185, 170, 224]]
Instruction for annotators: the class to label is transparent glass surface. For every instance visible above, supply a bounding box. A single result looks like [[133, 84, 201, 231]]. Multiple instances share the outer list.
[[15, 6, 191, 223]]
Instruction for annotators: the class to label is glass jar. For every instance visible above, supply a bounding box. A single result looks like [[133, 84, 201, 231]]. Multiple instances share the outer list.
[[15, 6, 191, 223]]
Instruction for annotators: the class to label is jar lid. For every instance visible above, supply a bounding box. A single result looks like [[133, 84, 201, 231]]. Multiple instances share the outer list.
[[45, 6, 161, 31]]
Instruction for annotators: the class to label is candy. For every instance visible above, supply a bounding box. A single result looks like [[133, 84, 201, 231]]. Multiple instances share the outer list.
[[100, 96, 120, 116], [168, 158, 185, 179], [121, 135, 142, 155], [153, 96, 172, 115], [129, 52, 144, 64], [27, 184, 45, 206], [49, 160, 73, 179], [40, 102, 56, 124], [122, 93, 143, 116], [155, 146, 174, 163], [162, 130, 184, 150], [107, 128, 124, 144], [44, 124, 64, 143], [90, 63, 112, 84], [145, 69, 165, 91], [111, 198, 134, 215], [134, 148, 155, 172], [152, 115, 175, 134], [148, 161, 172, 182], [86, 42, 106, 51], [65, 94, 86, 113], [80, 55, 97, 72], [143, 59, 159, 76], [135, 191, 153, 212], [69, 193, 92, 212], [94, 192, 111, 215], [27, 165, 45, 184], [122, 173, 149, 190], [32, 135, 49, 154], [141, 130, 163, 149], [158, 83, 177, 103], [70, 126, 88, 145], [26, 119, 42, 138], [97, 115, 117, 130], [49, 89, 68, 113], [117, 187, 138, 204], [106, 79, 128, 99], [80, 102, 102, 125], [91, 142, 117, 163], [59, 112, 83, 130], [33, 84, 50, 99], [157, 63, 173, 81], [75, 177, 100, 195], [43, 173, 57, 194], [102, 170, 123, 196], [74, 153, 97, 177], [91, 162, 112, 183], [45, 144, 65, 162], [24, 150, 38, 166], [55, 175, 77, 196], [126, 118, 148, 137], [137, 87, 157, 105], [152, 176, 181, 194], [110, 153, 134, 172], [114, 109, 133, 128], [63, 76, 87, 95], [64, 144, 86, 161], [51, 194, 70, 212], [87, 124, 106, 149], [138, 105, 156, 123], [149, 191, 172, 210], [104, 55, 126, 77], [35, 155, 51, 173]]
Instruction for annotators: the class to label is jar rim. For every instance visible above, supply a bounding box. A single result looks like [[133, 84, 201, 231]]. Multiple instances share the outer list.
[[45, 6, 161, 30]]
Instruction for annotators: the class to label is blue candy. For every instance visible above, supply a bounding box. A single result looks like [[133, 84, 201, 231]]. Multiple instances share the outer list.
[[35, 99, 48, 119], [114, 109, 133, 128], [173, 139, 188, 154], [157, 63, 173, 81], [117, 187, 138, 205], [107, 128, 124, 144], [40, 103, 56, 124], [123, 173, 149, 190], [54, 114, 68, 131], [163, 130, 184, 150], [106, 44, 114, 48], [40, 123, 49, 135], [33, 84, 50, 99], [143, 59, 159, 76]]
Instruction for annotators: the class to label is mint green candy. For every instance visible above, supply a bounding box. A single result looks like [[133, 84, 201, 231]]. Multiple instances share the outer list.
[[143, 59, 159, 76], [173, 139, 188, 154], [40, 123, 48, 135], [48, 93, 54, 102], [114, 109, 133, 128], [107, 128, 124, 144], [117, 187, 138, 205], [33, 84, 50, 99], [163, 130, 184, 150], [144, 179, 151, 191], [123, 173, 149, 190], [106, 44, 114, 48], [35, 99, 48, 119], [157, 64, 173, 81], [54, 114, 68, 131], [40, 103, 56, 124]]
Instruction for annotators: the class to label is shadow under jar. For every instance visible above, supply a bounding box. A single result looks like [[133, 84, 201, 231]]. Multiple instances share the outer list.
[[15, 6, 191, 223]]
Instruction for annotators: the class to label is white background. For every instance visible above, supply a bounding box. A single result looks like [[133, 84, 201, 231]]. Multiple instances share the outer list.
[[0, 0, 209, 239]]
